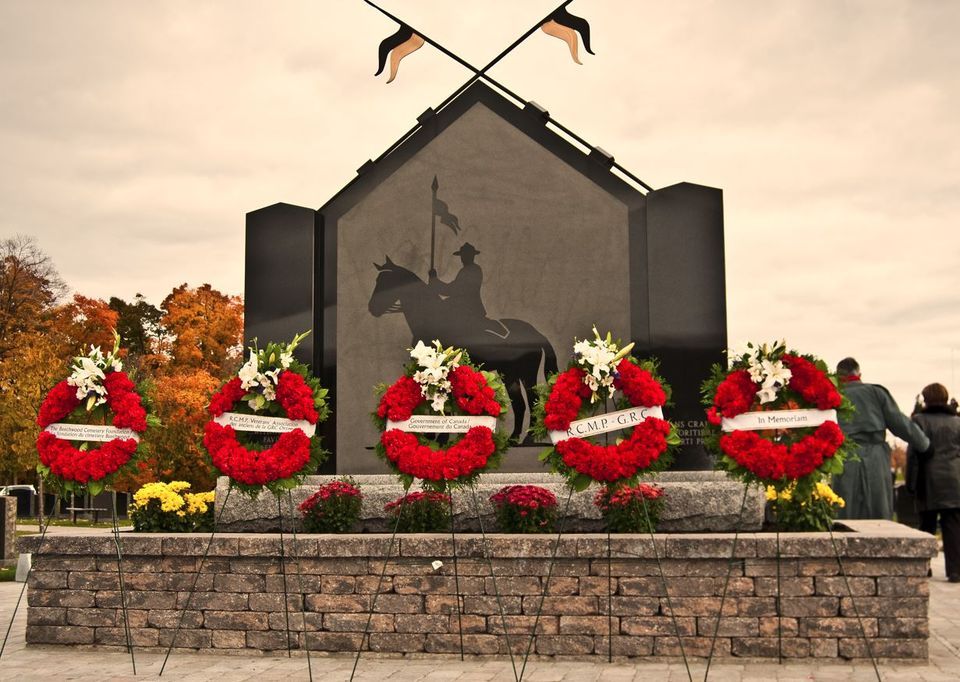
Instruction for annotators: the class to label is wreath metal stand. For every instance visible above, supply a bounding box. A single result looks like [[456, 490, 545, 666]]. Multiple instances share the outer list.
[[818, 498, 883, 681], [162, 486, 321, 682], [445, 487, 466, 661], [773, 501, 784, 664], [468, 482, 519, 681], [690, 485, 882, 681], [276, 491, 314, 680], [702, 482, 751, 680], [0, 493, 61, 659], [109, 487, 136, 674], [350, 479, 411, 681], [635, 491, 694, 681], [159, 486, 233, 676], [350, 479, 520, 682], [521, 480, 696, 680], [512, 483, 696, 681], [287, 492, 316, 677], [517, 486, 574, 681]]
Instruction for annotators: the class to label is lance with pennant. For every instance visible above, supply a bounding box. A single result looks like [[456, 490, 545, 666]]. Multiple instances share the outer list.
[[430, 176, 438, 273]]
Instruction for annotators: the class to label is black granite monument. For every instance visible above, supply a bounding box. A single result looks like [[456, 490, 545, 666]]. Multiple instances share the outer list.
[[245, 82, 725, 474]]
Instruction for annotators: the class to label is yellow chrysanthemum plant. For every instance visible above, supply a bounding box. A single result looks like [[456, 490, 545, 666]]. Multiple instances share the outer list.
[[764, 480, 845, 532], [129, 481, 215, 532]]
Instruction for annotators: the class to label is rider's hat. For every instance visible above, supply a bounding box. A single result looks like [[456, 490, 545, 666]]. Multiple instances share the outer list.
[[453, 242, 480, 257]]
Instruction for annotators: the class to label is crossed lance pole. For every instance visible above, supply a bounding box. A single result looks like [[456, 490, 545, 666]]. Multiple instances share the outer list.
[[362, 0, 654, 207]]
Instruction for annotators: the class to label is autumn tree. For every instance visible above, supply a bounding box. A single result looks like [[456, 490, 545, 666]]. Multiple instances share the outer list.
[[0, 331, 64, 483], [113, 283, 245, 490], [51, 294, 120, 358], [0, 236, 68, 482], [0, 235, 66, 358], [116, 369, 220, 491], [161, 283, 243, 379]]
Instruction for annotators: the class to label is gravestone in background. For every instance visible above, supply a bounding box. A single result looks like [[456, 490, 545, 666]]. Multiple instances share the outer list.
[[1, 496, 16, 567], [245, 82, 725, 474]]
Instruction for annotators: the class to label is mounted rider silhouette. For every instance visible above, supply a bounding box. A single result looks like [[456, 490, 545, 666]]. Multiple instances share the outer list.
[[428, 243, 508, 339]]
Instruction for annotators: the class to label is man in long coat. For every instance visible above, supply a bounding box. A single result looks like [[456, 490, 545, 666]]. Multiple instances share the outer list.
[[833, 357, 930, 519]]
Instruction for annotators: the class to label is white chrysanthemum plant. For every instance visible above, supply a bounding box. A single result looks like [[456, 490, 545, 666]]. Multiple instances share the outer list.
[[572, 326, 636, 404], [409, 340, 463, 413], [67, 332, 124, 411]]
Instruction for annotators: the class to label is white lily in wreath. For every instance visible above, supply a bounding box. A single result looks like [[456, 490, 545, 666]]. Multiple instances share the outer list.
[[573, 327, 635, 404], [67, 331, 124, 409], [409, 339, 461, 414]]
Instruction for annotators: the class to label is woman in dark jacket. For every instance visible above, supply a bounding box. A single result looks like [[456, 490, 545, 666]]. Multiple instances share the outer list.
[[907, 383, 960, 581]]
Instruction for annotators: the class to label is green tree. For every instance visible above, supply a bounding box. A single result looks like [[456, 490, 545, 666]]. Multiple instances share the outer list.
[[109, 293, 165, 373]]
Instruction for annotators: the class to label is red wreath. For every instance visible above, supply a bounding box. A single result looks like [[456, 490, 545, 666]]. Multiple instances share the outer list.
[[540, 359, 674, 484], [204, 372, 319, 487], [376, 364, 506, 483], [718, 422, 845, 480], [36, 371, 147, 486], [704, 352, 850, 483]]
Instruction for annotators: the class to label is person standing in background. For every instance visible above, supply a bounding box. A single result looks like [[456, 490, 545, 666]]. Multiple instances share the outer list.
[[907, 383, 960, 582], [832, 357, 930, 519]]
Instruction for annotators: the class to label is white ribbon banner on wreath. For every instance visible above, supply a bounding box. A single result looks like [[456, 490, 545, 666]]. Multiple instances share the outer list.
[[214, 412, 316, 437], [548, 405, 664, 444], [44, 423, 141, 443], [721, 408, 838, 433], [387, 415, 497, 433]]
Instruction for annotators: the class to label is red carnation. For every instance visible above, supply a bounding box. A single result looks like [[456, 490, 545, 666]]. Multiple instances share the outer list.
[[782, 355, 842, 410], [556, 417, 671, 483], [377, 376, 425, 422], [204, 421, 312, 486], [615, 360, 666, 407], [449, 365, 502, 417], [37, 431, 138, 484], [380, 426, 496, 481], [713, 370, 756, 418], [276, 371, 319, 423], [719, 420, 844, 482], [208, 377, 246, 417], [37, 380, 81, 428], [543, 367, 591, 431], [104, 372, 147, 432]]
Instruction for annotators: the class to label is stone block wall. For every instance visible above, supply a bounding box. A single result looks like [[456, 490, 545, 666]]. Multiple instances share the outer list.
[[20, 520, 936, 660], [216, 472, 766, 533]]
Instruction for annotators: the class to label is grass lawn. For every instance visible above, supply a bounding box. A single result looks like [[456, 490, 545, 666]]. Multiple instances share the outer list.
[[0, 566, 15, 582], [17, 518, 132, 528]]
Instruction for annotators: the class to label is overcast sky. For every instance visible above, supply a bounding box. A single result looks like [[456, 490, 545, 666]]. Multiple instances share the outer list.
[[1, 0, 958, 415]]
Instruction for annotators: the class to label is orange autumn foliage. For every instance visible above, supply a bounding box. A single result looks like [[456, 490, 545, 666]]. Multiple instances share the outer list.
[[52, 294, 120, 357], [116, 368, 221, 491], [161, 283, 243, 379]]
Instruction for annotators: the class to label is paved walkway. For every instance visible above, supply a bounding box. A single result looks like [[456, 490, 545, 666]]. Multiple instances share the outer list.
[[1, 544, 959, 681]]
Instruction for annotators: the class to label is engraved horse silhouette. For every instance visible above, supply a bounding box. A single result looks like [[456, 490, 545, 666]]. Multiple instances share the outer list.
[[369, 256, 557, 443]]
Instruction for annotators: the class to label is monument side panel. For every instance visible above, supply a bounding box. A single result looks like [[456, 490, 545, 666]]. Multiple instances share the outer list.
[[645, 183, 726, 470], [244, 203, 317, 367]]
